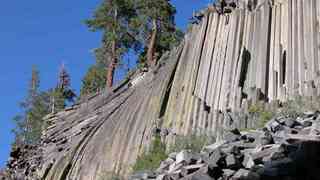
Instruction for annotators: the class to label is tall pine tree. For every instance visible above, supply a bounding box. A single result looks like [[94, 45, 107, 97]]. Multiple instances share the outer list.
[[51, 64, 76, 112], [85, 0, 140, 88], [80, 65, 107, 96], [12, 66, 51, 146], [134, 0, 183, 66]]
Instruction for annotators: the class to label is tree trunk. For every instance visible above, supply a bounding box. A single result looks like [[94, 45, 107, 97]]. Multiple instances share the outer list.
[[147, 19, 158, 66], [107, 40, 117, 88], [106, 8, 118, 88]]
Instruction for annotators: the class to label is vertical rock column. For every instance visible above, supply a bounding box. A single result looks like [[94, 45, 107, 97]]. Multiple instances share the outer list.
[[268, 4, 277, 101]]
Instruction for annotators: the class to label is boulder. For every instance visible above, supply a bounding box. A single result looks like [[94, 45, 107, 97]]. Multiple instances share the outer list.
[[168, 152, 177, 160], [225, 154, 239, 169], [168, 162, 184, 173], [205, 149, 223, 167], [261, 157, 294, 177], [283, 118, 297, 128], [242, 154, 255, 169], [180, 164, 205, 177], [303, 111, 315, 118], [224, 129, 242, 143], [265, 120, 283, 133], [259, 129, 274, 145], [176, 150, 192, 164], [203, 141, 227, 154], [222, 169, 236, 179], [250, 144, 282, 163], [302, 121, 313, 127], [157, 158, 175, 173], [232, 169, 259, 180], [310, 118, 320, 135], [181, 173, 214, 180]]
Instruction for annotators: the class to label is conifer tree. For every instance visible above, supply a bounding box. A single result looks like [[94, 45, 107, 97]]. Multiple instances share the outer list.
[[85, 0, 140, 88], [51, 64, 76, 112], [25, 91, 51, 143], [12, 66, 50, 146], [58, 64, 70, 91], [134, 0, 183, 66], [80, 65, 107, 96], [57, 64, 76, 103], [82, 0, 183, 95]]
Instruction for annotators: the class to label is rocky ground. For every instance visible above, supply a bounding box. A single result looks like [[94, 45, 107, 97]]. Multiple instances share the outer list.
[[2, 145, 41, 180], [130, 112, 320, 180]]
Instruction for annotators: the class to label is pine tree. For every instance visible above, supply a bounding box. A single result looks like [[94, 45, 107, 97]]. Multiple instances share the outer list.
[[80, 65, 107, 96], [50, 88, 65, 113], [14, 66, 41, 145], [86, 0, 140, 88], [12, 66, 51, 146], [57, 64, 76, 103], [82, 0, 182, 95], [11, 115, 26, 148], [58, 64, 70, 90], [50, 64, 76, 112], [25, 91, 51, 144], [134, 0, 183, 66]]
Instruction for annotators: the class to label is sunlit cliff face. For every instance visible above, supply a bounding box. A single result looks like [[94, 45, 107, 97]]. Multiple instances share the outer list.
[[5, 0, 320, 179]]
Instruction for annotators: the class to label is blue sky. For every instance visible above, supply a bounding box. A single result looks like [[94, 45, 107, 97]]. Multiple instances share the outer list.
[[0, 0, 210, 167]]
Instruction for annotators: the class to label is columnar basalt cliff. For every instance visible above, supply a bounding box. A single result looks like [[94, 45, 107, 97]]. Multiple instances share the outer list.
[[4, 0, 320, 179]]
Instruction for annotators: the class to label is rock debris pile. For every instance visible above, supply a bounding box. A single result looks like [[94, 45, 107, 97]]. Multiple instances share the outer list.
[[131, 112, 320, 180], [4, 145, 41, 180]]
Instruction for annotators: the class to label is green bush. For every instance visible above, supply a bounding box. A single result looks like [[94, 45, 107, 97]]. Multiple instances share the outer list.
[[132, 133, 215, 172], [98, 171, 123, 180], [169, 133, 215, 153], [259, 111, 274, 127], [247, 95, 320, 128], [132, 135, 167, 172], [248, 104, 261, 114], [279, 95, 320, 117], [248, 103, 275, 128]]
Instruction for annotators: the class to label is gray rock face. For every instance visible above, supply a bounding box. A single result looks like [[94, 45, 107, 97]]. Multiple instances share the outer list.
[[5, 0, 320, 179]]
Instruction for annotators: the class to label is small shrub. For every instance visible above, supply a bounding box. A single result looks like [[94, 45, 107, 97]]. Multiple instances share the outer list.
[[259, 111, 273, 127], [248, 104, 261, 113], [279, 95, 320, 117], [98, 171, 123, 180], [169, 133, 215, 153], [248, 103, 275, 128], [247, 95, 320, 129], [132, 135, 167, 172], [279, 96, 305, 117]]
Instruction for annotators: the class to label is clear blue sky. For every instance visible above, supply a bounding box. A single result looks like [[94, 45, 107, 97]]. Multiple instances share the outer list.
[[0, 0, 211, 167]]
